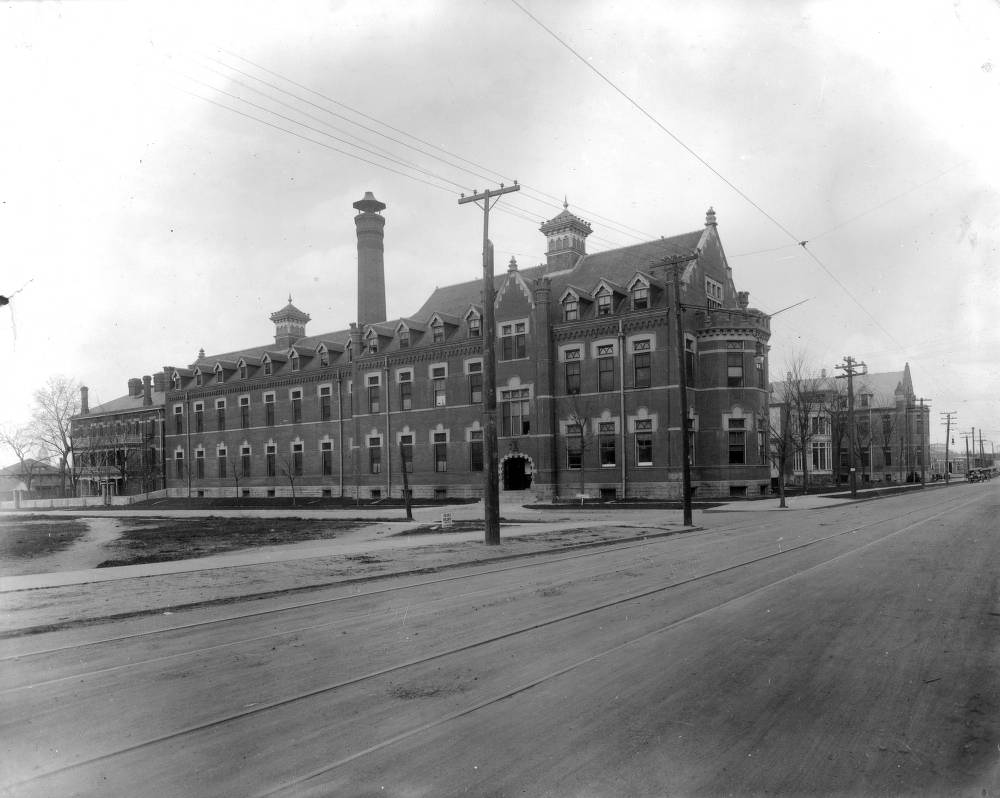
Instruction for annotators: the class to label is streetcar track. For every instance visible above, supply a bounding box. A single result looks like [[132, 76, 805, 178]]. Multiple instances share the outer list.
[[5, 491, 979, 794], [1, 491, 962, 657], [260, 493, 982, 796]]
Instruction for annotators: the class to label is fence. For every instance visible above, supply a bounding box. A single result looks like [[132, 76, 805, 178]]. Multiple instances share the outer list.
[[0, 489, 170, 512]]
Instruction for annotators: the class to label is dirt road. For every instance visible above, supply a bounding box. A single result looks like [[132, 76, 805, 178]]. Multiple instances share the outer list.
[[2, 485, 997, 796]]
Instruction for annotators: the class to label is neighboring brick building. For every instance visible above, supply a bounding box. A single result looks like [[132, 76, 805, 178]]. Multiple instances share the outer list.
[[70, 376, 167, 496], [770, 363, 930, 488], [157, 195, 773, 501]]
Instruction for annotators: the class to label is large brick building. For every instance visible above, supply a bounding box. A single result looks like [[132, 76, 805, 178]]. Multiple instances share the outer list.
[[76, 193, 773, 501]]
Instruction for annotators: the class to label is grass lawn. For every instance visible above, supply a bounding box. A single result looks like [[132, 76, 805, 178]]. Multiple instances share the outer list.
[[95, 517, 364, 567]]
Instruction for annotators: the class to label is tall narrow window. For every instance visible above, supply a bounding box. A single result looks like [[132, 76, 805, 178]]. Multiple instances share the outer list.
[[216, 399, 226, 431], [468, 315, 481, 337], [195, 370, 203, 387], [500, 389, 530, 437], [290, 352, 300, 372], [432, 322, 445, 343], [218, 448, 227, 479], [292, 442, 303, 476], [565, 348, 581, 394], [318, 348, 329, 367], [215, 365, 224, 384], [241, 445, 251, 477], [174, 451, 184, 478], [398, 328, 410, 349], [685, 339, 697, 385], [469, 430, 483, 471], [368, 437, 382, 474], [599, 422, 616, 466], [240, 396, 250, 429], [239, 361, 248, 380], [291, 389, 302, 423], [174, 406, 183, 435], [194, 403, 204, 433], [432, 366, 447, 407], [727, 348, 744, 388], [264, 394, 275, 426], [633, 340, 651, 388], [468, 362, 483, 404], [367, 376, 380, 414], [400, 434, 414, 473], [597, 345, 615, 392], [635, 419, 653, 466], [500, 322, 527, 360], [567, 423, 583, 469], [263, 358, 273, 377], [195, 449, 205, 478], [320, 386, 332, 420], [321, 441, 333, 475], [367, 335, 379, 354], [266, 444, 276, 477], [399, 372, 413, 411], [728, 418, 746, 464], [434, 432, 448, 472]]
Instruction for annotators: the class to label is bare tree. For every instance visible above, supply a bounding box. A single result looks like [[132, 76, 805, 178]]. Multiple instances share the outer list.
[[32, 376, 80, 497], [279, 453, 299, 506], [0, 424, 47, 497], [564, 396, 591, 502], [778, 354, 826, 494]]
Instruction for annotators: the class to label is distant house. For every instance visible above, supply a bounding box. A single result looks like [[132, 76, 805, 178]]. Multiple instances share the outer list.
[[770, 363, 929, 487], [0, 458, 63, 502]]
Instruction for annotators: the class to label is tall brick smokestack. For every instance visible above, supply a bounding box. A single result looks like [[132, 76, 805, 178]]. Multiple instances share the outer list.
[[353, 191, 387, 327], [80, 386, 89, 415]]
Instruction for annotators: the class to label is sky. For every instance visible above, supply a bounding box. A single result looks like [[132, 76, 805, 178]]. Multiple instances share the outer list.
[[1, 0, 998, 459]]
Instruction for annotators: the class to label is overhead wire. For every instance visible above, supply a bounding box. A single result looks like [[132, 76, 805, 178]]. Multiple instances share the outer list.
[[507, 0, 906, 354]]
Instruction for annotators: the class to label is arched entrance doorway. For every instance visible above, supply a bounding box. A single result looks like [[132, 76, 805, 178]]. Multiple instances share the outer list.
[[501, 454, 533, 491]]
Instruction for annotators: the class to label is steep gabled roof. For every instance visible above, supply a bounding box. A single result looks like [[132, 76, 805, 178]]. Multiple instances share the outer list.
[[409, 231, 703, 320]]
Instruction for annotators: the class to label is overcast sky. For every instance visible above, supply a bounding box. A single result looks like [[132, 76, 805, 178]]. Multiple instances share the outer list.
[[2, 0, 998, 459]]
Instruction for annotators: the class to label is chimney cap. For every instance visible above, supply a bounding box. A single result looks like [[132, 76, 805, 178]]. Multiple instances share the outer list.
[[353, 191, 386, 213]]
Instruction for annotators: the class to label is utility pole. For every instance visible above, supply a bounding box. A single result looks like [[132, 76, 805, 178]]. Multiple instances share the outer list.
[[913, 397, 931, 485], [834, 355, 867, 498], [961, 430, 973, 476], [459, 182, 520, 545], [978, 428, 985, 468], [940, 411, 956, 482], [667, 258, 697, 526]]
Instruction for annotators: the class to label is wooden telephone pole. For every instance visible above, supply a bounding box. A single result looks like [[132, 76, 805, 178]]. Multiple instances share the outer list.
[[940, 411, 956, 482], [459, 182, 520, 545], [835, 356, 867, 498], [913, 397, 931, 484]]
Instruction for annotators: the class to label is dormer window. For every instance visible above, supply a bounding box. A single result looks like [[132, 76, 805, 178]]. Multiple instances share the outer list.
[[215, 365, 224, 383], [368, 336, 379, 354], [399, 328, 410, 349], [290, 352, 300, 372], [263, 356, 273, 377], [597, 291, 612, 316], [195, 368, 203, 387], [563, 297, 579, 321], [631, 284, 649, 310], [172, 372, 181, 390], [468, 315, 481, 337], [432, 322, 445, 344], [239, 361, 248, 380], [318, 346, 329, 367]]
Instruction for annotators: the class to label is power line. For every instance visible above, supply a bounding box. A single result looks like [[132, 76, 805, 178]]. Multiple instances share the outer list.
[[508, 0, 905, 353]]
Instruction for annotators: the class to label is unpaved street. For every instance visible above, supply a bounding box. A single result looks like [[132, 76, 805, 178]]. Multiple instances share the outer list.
[[2, 485, 998, 797]]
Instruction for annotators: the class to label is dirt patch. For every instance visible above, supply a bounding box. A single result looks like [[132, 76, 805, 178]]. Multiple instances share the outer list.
[[95, 517, 364, 568], [0, 519, 90, 560]]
